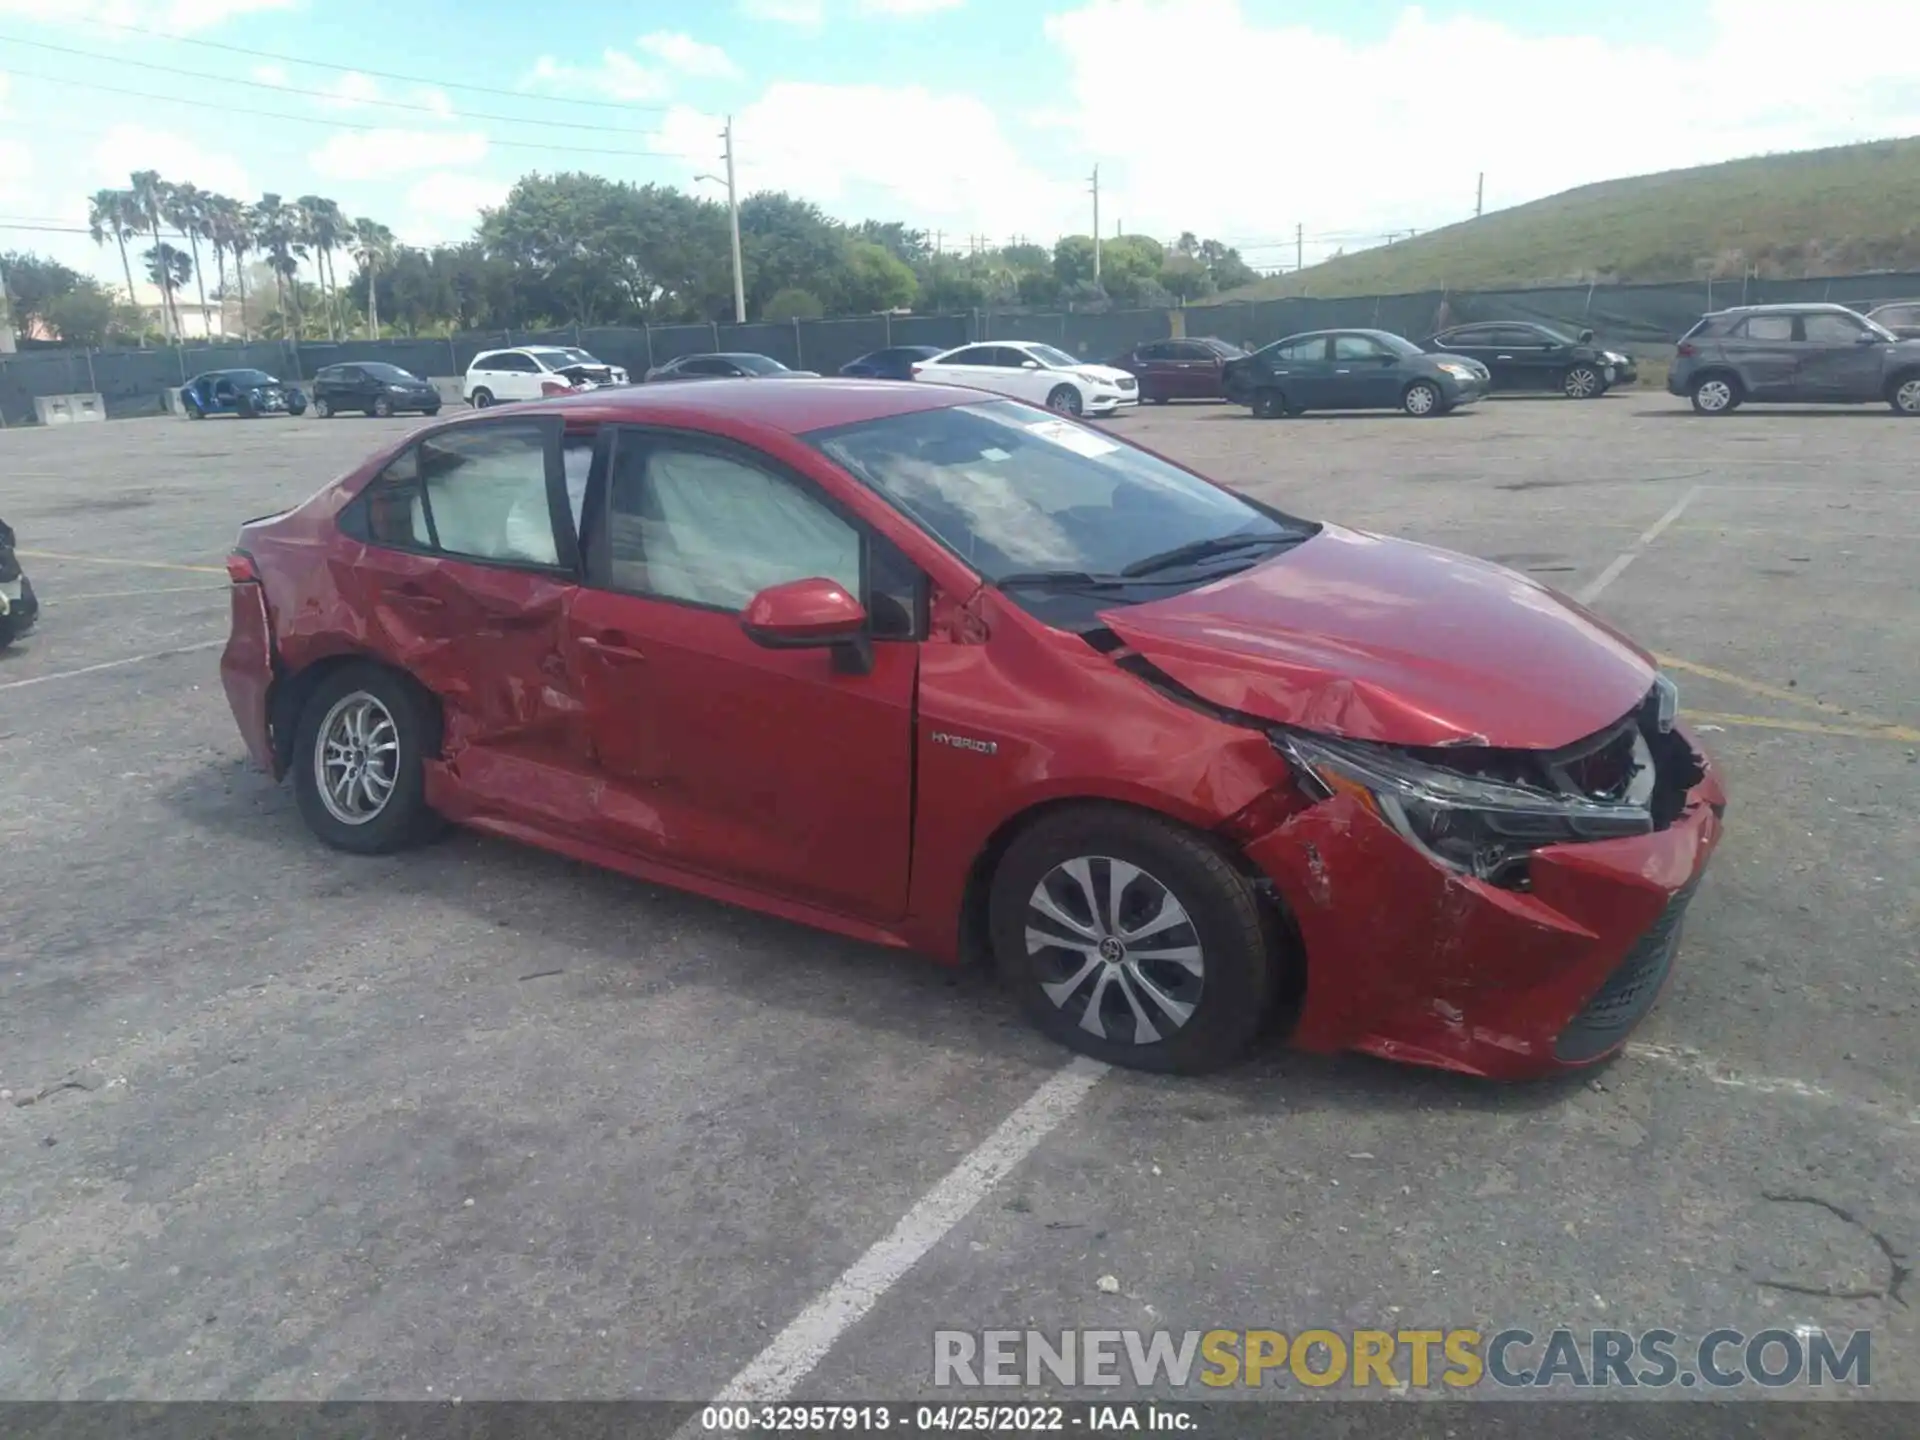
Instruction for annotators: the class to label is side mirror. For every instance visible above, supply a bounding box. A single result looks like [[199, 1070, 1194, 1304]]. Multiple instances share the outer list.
[[1021, 359, 1041, 369], [1578, 329, 1595, 344], [1857, 331, 1880, 344], [742, 577, 871, 672]]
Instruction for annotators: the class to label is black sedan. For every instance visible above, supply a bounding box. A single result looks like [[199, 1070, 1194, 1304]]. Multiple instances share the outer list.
[[642, 353, 818, 382], [839, 345, 943, 380], [0, 516, 38, 650], [1222, 329, 1488, 418], [311, 362, 442, 418], [1423, 322, 1615, 398]]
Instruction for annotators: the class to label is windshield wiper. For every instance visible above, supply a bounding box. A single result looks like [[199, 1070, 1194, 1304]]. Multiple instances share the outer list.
[[1121, 531, 1299, 578]]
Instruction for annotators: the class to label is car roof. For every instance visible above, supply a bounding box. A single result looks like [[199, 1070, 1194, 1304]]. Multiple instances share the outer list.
[[670, 352, 777, 362], [439, 376, 979, 436], [1706, 302, 1860, 316], [1867, 299, 1920, 309]]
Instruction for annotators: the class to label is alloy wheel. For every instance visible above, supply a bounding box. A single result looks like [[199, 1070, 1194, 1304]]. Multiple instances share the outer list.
[[1896, 378, 1920, 415], [1694, 378, 1733, 413], [1404, 382, 1437, 415], [1564, 366, 1600, 399], [1047, 385, 1083, 416], [314, 691, 400, 826], [1024, 856, 1205, 1045]]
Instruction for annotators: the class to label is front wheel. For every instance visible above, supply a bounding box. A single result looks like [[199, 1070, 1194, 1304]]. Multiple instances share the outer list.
[[989, 806, 1280, 1075], [185, 401, 205, 420], [1562, 365, 1603, 399], [313, 396, 334, 418], [291, 663, 444, 855], [1045, 384, 1083, 417], [1889, 375, 1920, 416], [372, 396, 394, 418], [1403, 380, 1442, 416]]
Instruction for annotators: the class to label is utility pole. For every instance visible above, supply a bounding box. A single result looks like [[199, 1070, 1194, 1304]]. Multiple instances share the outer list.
[[1089, 164, 1101, 285], [1295, 223, 1303, 273], [698, 121, 747, 322], [1475, 172, 1484, 219]]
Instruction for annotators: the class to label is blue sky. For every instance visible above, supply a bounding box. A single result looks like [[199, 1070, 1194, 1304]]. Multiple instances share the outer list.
[[3, 0, 1917, 293]]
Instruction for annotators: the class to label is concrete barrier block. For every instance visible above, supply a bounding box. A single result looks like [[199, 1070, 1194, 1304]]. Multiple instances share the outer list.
[[32, 393, 106, 425], [430, 376, 467, 406]]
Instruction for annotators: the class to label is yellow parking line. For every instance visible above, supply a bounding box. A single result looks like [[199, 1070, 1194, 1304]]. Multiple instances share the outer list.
[[18, 549, 225, 575], [1657, 653, 1909, 729], [1688, 711, 1920, 744]]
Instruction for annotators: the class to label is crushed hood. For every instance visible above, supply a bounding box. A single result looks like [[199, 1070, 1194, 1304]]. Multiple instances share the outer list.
[[1098, 525, 1656, 750]]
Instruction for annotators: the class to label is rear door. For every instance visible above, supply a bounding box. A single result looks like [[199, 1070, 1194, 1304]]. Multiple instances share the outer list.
[[567, 426, 920, 920], [1797, 309, 1887, 400], [1433, 326, 1501, 384], [1265, 333, 1332, 407], [1725, 313, 1799, 398]]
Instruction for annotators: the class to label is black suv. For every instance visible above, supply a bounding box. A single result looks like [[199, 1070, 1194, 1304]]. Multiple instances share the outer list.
[[1668, 303, 1920, 415], [1423, 322, 1615, 398], [311, 362, 441, 418]]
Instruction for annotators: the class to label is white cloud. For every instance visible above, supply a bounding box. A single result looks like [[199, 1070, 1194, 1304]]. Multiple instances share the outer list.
[[319, 71, 384, 111], [250, 63, 289, 85], [637, 31, 744, 80], [738, 0, 825, 26], [1043, 0, 1920, 267], [652, 84, 1074, 238], [309, 129, 489, 181], [0, 0, 292, 31], [88, 123, 251, 200], [404, 171, 512, 242], [412, 86, 457, 120], [522, 51, 670, 102], [0, 136, 33, 205], [858, 0, 964, 13]]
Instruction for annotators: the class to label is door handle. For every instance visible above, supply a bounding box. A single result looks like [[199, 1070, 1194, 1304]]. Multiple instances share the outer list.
[[390, 585, 444, 611], [579, 631, 645, 663], [1496, 354, 1514, 360], [1335, 368, 1351, 374]]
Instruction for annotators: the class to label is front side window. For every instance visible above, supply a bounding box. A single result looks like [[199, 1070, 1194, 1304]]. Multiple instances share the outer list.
[[606, 437, 860, 611], [1332, 334, 1389, 361], [1026, 344, 1081, 368], [810, 399, 1314, 583], [1803, 312, 1867, 344], [731, 354, 788, 375]]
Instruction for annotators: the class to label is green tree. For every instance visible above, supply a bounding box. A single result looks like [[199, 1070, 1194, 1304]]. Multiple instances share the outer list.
[[127, 169, 177, 341], [1158, 252, 1214, 302], [253, 193, 306, 337], [45, 279, 119, 347], [841, 241, 916, 313], [0, 251, 81, 336], [762, 286, 824, 321], [350, 217, 396, 337], [87, 188, 141, 332], [163, 181, 212, 334], [298, 195, 348, 340], [1052, 235, 1100, 290]]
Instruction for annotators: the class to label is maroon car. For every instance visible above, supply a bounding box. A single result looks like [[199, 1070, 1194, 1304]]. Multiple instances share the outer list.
[[1108, 337, 1247, 403]]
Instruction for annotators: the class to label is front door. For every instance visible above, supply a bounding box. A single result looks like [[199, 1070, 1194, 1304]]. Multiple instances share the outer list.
[[1797, 310, 1887, 401], [1328, 333, 1404, 408], [569, 427, 918, 921]]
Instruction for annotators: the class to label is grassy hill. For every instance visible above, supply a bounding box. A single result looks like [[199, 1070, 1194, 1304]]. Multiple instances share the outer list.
[[1211, 136, 1920, 302]]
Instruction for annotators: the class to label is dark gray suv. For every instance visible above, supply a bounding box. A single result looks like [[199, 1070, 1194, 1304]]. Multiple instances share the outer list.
[[1668, 303, 1920, 415]]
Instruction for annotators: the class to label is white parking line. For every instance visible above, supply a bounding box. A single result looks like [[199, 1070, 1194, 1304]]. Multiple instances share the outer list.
[[704, 1057, 1109, 1406], [0, 638, 223, 691], [1627, 1043, 1920, 1130], [1575, 485, 1702, 603]]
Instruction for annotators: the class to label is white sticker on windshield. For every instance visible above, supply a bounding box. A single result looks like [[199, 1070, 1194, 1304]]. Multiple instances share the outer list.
[[979, 447, 1012, 462], [1026, 418, 1119, 458]]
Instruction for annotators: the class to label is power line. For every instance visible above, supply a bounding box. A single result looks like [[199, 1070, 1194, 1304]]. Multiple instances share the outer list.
[[0, 34, 666, 134], [0, 69, 671, 157], [82, 17, 673, 113]]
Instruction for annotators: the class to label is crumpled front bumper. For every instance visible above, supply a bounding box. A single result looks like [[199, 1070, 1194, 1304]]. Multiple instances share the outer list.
[[1244, 722, 1728, 1079]]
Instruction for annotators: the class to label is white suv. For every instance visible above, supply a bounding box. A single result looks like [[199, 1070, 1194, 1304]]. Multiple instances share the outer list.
[[464, 346, 629, 407]]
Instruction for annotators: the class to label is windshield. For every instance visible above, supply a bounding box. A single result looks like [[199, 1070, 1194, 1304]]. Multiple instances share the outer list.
[[733, 354, 790, 375], [810, 399, 1314, 585], [360, 363, 417, 382], [1861, 315, 1899, 342], [1374, 333, 1425, 358], [530, 348, 600, 368], [1026, 345, 1082, 369]]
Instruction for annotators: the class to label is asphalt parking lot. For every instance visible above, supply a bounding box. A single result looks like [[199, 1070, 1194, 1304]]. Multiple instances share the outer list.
[[3, 392, 1917, 1406]]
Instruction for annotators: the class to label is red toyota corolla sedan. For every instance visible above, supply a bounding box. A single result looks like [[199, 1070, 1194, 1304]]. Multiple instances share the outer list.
[[220, 380, 1726, 1078]]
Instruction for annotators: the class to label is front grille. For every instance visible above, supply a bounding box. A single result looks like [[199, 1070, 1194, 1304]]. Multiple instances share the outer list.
[[1552, 876, 1700, 1063]]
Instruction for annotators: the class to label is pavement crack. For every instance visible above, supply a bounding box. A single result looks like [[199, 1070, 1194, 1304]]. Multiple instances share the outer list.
[[1759, 1192, 1913, 1307]]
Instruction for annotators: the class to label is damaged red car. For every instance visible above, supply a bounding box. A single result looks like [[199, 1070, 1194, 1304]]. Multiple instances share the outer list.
[[220, 380, 1726, 1078]]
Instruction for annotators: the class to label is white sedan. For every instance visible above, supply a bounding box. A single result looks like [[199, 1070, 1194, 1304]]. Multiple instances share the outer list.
[[909, 341, 1139, 416]]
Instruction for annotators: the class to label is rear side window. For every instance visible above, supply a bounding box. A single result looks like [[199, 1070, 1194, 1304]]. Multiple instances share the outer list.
[[354, 420, 563, 568], [1272, 335, 1327, 363], [939, 347, 992, 366], [1737, 315, 1794, 341]]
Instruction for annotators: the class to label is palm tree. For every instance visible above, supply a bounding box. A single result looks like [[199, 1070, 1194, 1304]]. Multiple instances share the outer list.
[[226, 200, 257, 337], [350, 216, 395, 338], [143, 243, 192, 333], [127, 169, 176, 342], [202, 193, 234, 325], [298, 195, 347, 341], [254, 193, 306, 338], [164, 181, 212, 339], [88, 188, 140, 335]]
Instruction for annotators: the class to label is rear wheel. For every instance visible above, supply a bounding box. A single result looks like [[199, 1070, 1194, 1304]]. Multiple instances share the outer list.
[[1889, 373, 1920, 416], [291, 663, 444, 855], [1562, 365, 1603, 399], [1046, 384, 1083, 416], [989, 806, 1279, 1075], [1403, 380, 1442, 416], [372, 395, 394, 418], [185, 401, 205, 420], [1250, 388, 1288, 419], [1691, 374, 1740, 415], [470, 387, 494, 409]]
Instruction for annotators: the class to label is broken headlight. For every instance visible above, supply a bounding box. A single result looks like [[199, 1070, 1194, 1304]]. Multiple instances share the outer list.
[[1275, 729, 1656, 885]]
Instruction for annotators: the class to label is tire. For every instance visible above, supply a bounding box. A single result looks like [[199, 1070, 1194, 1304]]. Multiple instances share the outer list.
[[313, 396, 333, 418], [1888, 373, 1920, 416], [423, 405, 441, 418], [1690, 373, 1740, 415], [237, 395, 257, 419], [1403, 380, 1442, 416], [372, 396, 394, 418], [291, 663, 444, 855], [1250, 388, 1288, 419], [1045, 384, 1083, 417], [988, 805, 1280, 1075], [185, 401, 205, 420], [1562, 365, 1603, 399], [470, 388, 494, 409]]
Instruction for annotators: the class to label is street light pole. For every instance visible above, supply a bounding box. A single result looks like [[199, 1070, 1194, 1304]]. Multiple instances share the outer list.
[[698, 118, 748, 324]]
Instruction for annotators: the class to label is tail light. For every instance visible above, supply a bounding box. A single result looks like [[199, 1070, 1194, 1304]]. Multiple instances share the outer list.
[[1676, 342, 1697, 358], [910, 364, 924, 378], [226, 550, 260, 585], [540, 379, 573, 397]]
